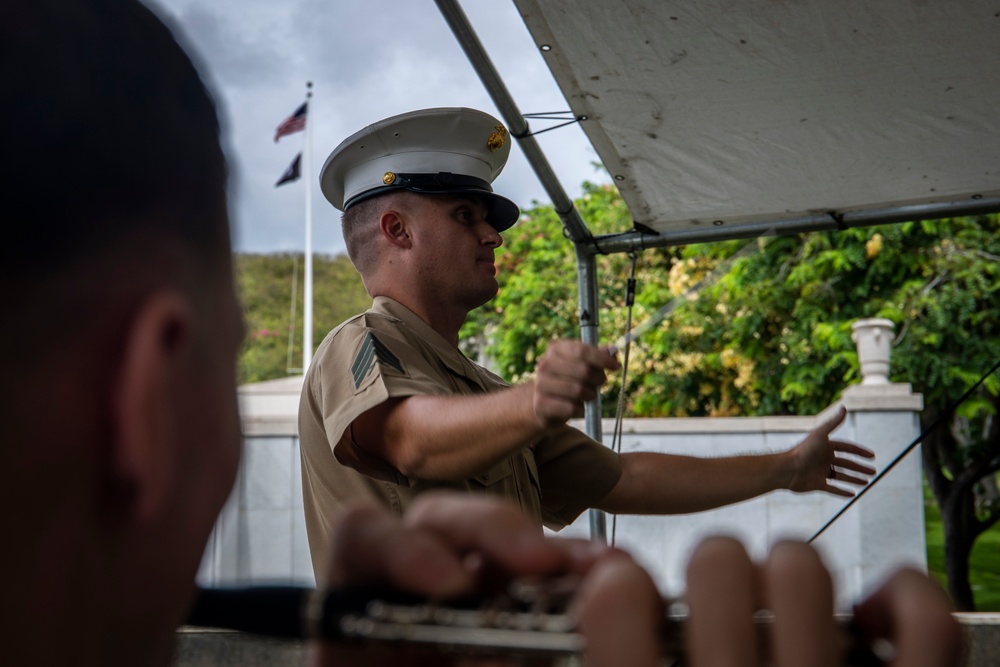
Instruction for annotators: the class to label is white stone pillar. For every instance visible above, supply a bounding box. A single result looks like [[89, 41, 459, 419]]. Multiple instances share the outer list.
[[818, 318, 926, 609]]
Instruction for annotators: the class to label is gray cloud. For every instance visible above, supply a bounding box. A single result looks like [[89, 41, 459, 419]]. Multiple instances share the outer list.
[[147, 0, 608, 254]]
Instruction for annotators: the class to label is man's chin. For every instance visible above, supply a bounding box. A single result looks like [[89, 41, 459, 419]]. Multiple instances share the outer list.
[[468, 285, 500, 311]]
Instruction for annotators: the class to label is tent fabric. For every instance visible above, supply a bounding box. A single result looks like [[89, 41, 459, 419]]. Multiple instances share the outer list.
[[512, 0, 1000, 236]]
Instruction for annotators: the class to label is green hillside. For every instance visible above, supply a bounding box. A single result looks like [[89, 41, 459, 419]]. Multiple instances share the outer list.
[[235, 253, 370, 383]]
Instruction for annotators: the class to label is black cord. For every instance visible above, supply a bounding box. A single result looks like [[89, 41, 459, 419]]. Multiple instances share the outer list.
[[610, 252, 638, 548], [808, 355, 1000, 543], [516, 111, 587, 138]]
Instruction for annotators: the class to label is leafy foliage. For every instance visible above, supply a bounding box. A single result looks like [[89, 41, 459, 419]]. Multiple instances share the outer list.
[[466, 183, 999, 608], [236, 197, 999, 608], [467, 186, 998, 421], [235, 253, 369, 383]]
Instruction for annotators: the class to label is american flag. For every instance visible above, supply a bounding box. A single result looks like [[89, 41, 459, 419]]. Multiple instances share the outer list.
[[274, 102, 307, 142]]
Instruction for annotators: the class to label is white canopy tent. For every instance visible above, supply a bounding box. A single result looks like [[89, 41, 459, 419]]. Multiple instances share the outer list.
[[515, 0, 1000, 240], [435, 0, 1000, 538]]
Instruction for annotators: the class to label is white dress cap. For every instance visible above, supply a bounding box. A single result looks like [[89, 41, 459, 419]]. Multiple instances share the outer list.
[[320, 107, 520, 230]]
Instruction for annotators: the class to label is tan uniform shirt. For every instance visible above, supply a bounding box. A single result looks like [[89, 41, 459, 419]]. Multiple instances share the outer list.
[[299, 297, 623, 576]]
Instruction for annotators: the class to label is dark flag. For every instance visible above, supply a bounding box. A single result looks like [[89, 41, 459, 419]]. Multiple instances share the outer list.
[[274, 102, 307, 142], [275, 153, 301, 187]]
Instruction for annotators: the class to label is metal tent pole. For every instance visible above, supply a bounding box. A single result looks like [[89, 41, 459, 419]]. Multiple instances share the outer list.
[[434, 0, 590, 244], [587, 196, 1000, 256], [434, 0, 608, 541]]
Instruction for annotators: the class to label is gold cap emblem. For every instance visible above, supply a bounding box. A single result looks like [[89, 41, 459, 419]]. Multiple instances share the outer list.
[[383, 171, 396, 185], [487, 125, 508, 152]]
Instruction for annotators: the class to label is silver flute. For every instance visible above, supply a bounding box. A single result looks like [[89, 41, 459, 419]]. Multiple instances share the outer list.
[[185, 580, 888, 666]]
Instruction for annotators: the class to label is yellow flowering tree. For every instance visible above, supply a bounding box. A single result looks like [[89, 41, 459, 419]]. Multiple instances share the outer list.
[[463, 183, 999, 609]]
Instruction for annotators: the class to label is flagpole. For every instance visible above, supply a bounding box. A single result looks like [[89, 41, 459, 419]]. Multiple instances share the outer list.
[[303, 81, 314, 372]]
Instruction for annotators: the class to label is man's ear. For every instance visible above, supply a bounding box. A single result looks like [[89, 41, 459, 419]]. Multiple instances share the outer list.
[[379, 211, 412, 249], [110, 290, 194, 523]]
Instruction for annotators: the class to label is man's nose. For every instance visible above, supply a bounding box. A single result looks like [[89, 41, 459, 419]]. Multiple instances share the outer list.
[[481, 223, 503, 248]]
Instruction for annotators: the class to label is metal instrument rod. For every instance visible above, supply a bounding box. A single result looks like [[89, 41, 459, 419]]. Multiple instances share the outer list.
[[185, 585, 885, 666]]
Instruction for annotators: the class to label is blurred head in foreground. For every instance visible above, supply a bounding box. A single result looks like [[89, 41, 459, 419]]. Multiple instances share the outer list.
[[1, 1, 243, 664]]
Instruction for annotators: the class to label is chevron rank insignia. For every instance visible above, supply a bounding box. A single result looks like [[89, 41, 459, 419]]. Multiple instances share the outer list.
[[351, 332, 405, 389]]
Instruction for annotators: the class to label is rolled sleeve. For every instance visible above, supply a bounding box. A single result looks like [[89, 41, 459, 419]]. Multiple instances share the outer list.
[[533, 425, 623, 530]]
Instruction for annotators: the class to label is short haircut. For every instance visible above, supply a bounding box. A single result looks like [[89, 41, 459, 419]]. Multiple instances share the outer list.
[[1, 0, 228, 381], [3, 0, 228, 276], [341, 193, 397, 277]]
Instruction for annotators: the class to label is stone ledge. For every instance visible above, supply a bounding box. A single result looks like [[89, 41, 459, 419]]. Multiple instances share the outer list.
[[238, 376, 304, 437], [959, 613, 1000, 667], [173, 615, 1000, 666], [173, 628, 306, 666], [237, 377, 923, 438], [839, 383, 924, 411], [241, 417, 298, 437]]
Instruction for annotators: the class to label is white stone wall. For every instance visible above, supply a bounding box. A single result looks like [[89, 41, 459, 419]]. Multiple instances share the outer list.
[[197, 434, 315, 587], [557, 397, 927, 609], [201, 374, 927, 611]]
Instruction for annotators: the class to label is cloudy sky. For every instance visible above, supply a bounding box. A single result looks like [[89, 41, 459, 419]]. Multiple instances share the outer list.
[[146, 0, 607, 255]]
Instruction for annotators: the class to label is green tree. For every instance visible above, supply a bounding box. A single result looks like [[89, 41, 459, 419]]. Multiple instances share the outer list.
[[461, 181, 678, 406], [236, 253, 370, 383], [467, 183, 1000, 609]]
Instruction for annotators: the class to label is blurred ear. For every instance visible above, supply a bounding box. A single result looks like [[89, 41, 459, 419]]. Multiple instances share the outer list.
[[110, 290, 194, 522], [379, 210, 412, 249]]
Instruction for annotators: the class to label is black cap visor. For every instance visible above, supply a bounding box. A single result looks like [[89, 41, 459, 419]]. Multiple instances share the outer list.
[[344, 172, 520, 232]]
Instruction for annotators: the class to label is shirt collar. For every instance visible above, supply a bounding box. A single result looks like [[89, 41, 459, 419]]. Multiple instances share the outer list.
[[370, 296, 486, 385]]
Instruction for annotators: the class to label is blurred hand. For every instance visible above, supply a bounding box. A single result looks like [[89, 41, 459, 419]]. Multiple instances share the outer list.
[[311, 495, 960, 667], [531, 340, 620, 428], [787, 405, 876, 497], [311, 492, 651, 667], [684, 537, 962, 667]]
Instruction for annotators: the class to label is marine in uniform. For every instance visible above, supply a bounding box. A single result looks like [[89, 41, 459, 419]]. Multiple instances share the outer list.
[[300, 107, 876, 579], [299, 108, 621, 575]]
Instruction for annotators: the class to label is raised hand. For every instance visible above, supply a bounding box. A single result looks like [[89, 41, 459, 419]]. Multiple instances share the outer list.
[[787, 405, 876, 497], [531, 340, 620, 428]]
